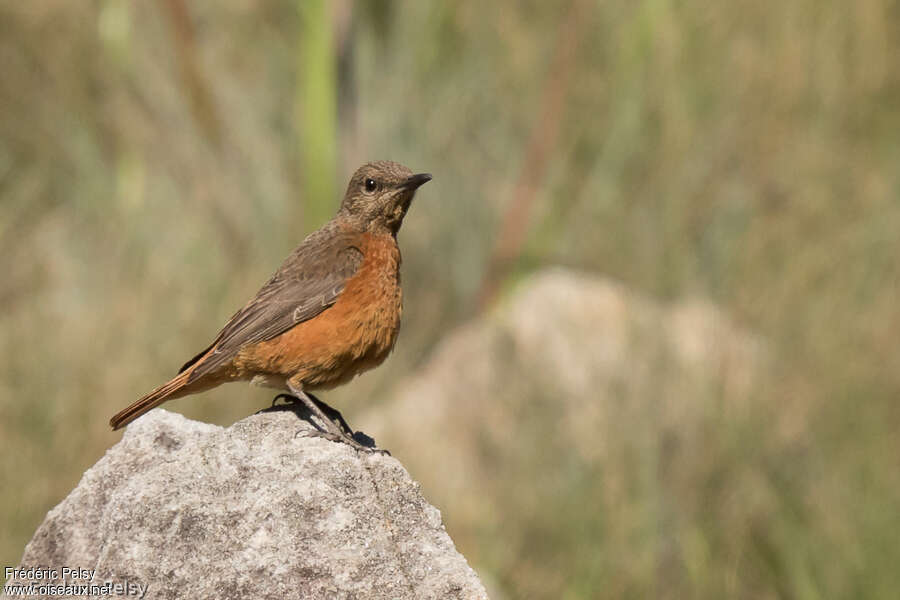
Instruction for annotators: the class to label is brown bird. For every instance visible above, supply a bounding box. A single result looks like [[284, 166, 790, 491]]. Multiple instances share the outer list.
[[109, 161, 431, 451]]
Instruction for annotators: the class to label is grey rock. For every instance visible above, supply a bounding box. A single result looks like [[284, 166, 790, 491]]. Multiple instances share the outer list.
[[8, 407, 488, 600]]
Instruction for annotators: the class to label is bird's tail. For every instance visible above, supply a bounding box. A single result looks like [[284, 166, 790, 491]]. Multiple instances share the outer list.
[[109, 369, 195, 430]]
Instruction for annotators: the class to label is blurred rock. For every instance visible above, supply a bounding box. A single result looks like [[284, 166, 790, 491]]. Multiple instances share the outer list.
[[11, 409, 487, 600], [365, 266, 765, 484], [360, 268, 767, 596]]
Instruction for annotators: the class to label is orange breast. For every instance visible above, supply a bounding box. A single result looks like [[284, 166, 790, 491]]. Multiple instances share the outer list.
[[233, 232, 403, 390]]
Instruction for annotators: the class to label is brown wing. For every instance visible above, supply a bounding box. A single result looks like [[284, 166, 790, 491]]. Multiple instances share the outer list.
[[180, 225, 364, 382]]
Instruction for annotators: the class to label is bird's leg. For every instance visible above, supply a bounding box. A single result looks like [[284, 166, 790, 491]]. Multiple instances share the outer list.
[[307, 393, 355, 436], [286, 383, 384, 454], [271, 392, 354, 436]]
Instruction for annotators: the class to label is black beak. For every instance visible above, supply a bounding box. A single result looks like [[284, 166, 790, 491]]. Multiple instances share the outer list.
[[403, 173, 432, 190]]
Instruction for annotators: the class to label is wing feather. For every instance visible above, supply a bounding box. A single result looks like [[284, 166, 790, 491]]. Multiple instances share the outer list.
[[181, 226, 364, 380]]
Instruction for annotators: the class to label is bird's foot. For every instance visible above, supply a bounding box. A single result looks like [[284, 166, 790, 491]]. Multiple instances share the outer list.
[[272, 392, 354, 436], [295, 427, 389, 455], [271, 393, 295, 407], [281, 390, 389, 455]]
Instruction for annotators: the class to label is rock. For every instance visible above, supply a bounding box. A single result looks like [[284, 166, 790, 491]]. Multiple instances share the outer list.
[[8, 407, 488, 600]]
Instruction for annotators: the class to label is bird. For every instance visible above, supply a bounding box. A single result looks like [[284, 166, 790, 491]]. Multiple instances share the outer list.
[[109, 161, 432, 451]]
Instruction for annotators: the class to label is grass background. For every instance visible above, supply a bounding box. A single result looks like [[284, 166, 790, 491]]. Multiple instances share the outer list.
[[1, 1, 899, 598]]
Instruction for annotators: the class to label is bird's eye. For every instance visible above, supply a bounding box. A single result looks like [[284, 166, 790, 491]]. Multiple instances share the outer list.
[[364, 178, 377, 193]]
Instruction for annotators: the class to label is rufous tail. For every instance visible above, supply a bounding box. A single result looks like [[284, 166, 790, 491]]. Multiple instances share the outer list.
[[109, 369, 194, 430]]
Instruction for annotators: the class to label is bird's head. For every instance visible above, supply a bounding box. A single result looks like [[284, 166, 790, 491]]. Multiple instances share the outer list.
[[339, 161, 432, 235]]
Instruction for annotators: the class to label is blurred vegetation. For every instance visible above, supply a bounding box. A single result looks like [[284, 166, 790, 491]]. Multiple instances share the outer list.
[[1, 1, 899, 598]]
